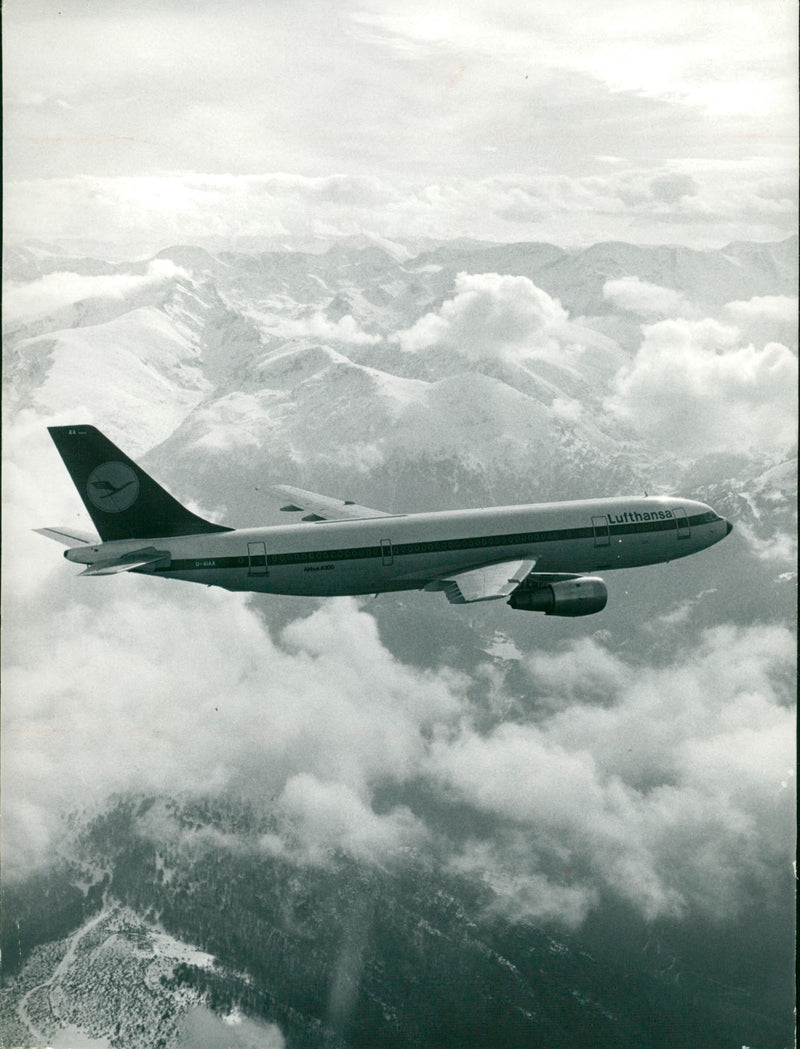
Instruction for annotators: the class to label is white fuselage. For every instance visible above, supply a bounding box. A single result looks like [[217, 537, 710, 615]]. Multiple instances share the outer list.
[[67, 496, 730, 596]]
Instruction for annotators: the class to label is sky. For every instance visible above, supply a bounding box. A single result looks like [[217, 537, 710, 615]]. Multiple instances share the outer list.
[[3, 0, 797, 252]]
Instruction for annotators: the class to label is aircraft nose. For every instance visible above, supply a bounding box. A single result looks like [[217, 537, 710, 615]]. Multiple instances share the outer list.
[[725, 520, 734, 536]]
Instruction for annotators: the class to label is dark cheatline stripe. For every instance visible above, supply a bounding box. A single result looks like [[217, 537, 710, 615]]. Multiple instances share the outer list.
[[157, 511, 717, 573]]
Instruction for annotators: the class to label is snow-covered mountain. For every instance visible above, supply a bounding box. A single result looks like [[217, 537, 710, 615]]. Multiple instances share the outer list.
[[3, 236, 796, 1049], [6, 236, 795, 511]]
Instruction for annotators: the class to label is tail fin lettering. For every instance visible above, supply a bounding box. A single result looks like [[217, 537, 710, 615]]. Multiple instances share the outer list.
[[48, 425, 232, 541]]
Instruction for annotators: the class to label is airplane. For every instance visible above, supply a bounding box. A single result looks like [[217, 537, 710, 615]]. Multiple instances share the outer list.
[[37, 425, 733, 617]]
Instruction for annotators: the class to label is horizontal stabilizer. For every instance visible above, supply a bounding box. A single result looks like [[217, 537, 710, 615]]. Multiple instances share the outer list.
[[272, 484, 396, 522], [79, 549, 170, 576], [35, 526, 99, 546], [426, 558, 537, 604]]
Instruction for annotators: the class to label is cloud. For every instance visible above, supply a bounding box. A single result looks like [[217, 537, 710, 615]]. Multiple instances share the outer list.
[[429, 625, 795, 924], [616, 172, 698, 207], [2, 573, 465, 876], [352, 0, 796, 121], [2, 401, 794, 934], [605, 316, 798, 457], [603, 276, 693, 317], [550, 397, 583, 424], [513, 635, 629, 708], [449, 839, 600, 929], [2, 260, 190, 326], [258, 312, 380, 346], [480, 167, 797, 245], [2, 174, 399, 255], [4, 164, 796, 257], [1, 410, 90, 601], [723, 295, 798, 350], [4, 470, 795, 930], [277, 774, 427, 864], [735, 523, 797, 565], [392, 272, 569, 359]]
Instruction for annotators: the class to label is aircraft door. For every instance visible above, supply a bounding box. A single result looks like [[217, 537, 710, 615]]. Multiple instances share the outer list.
[[248, 541, 268, 575], [592, 516, 610, 547], [381, 539, 393, 566], [673, 508, 691, 540]]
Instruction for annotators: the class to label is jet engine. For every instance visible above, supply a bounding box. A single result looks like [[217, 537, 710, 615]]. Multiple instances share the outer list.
[[508, 577, 607, 616]]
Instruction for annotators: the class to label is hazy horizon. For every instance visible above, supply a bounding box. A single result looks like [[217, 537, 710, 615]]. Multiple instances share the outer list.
[[3, 0, 797, 254]]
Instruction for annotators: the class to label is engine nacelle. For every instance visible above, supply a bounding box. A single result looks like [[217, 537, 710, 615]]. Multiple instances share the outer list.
[[508, 577, 608, 617]]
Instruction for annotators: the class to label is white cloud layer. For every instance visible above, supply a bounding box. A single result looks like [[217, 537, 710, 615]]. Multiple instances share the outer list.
[[603, 277, 693, 318], [390, 270, 624, 374], [277, 774, 426, 863], [2, 0, 795, 255], [257, 312, 380, 346], [605, 316, 798, 457], [393, 272, 569, 359], [3, 489, 794, 931], [723, 295, 798, 351], [2, 577, 466, 876], [434, 625, 795, 923], [2, 260, 190, 326], [4, 165, 797, 256]]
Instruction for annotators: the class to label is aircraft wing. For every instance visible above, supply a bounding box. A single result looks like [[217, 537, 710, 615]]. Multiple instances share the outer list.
[[272, 484, 396, 522], [425, 559, 538, 604], [35, 526, 99, 546]]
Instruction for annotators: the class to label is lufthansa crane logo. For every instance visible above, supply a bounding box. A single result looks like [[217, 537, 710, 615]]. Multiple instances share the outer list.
[[86, 462, 140, 513]]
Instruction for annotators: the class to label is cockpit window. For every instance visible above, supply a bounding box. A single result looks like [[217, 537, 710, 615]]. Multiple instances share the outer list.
[[695, 510, 720, 525]]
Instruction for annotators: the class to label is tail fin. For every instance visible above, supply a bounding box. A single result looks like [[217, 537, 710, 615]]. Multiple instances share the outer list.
[[48, 425, 232, 541]]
